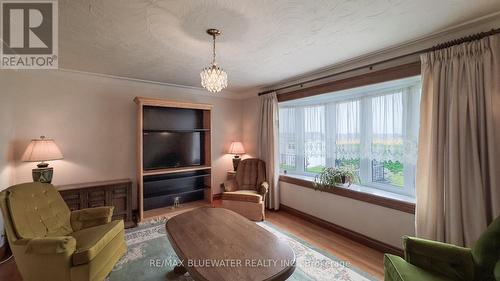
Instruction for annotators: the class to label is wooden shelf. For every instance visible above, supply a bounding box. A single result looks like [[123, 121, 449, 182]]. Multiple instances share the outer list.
[[134, 96, 213, 110], [143, 129, 210, 133], [143, 165, 211, 176]]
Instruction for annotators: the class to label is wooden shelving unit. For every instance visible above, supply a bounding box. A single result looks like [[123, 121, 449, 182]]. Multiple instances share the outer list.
[[142, 165, 211, 176], [134, 97, 213, 222]]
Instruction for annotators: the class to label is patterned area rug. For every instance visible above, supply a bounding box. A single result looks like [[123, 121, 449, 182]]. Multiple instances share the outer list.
[[107, 218, 376, 281]]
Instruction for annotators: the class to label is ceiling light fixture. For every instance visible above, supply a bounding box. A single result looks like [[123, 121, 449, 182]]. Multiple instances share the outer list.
[[200, 28, 227, 93]]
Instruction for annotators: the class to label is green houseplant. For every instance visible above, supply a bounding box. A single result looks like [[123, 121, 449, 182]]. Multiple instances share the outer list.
[[313, 167, 358, 190]]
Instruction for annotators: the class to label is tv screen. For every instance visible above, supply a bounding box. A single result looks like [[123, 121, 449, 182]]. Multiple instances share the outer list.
[[143, 132, 202, 170]]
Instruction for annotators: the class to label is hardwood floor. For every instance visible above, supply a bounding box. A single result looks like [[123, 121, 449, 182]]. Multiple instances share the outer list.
[[0, 255, 21, 281], [0, 207, 384, 281], [266, 210, 384, 280]]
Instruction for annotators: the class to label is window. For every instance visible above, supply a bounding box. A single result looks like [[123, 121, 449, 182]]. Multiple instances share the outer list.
[[278, 76, 421, 197]]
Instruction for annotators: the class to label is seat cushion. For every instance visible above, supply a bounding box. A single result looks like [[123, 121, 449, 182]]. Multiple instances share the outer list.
[[7, 182, 72, 239], [384, 254, 454, 281], [222, 190, 262, 203], [71, 220, 124, 266]]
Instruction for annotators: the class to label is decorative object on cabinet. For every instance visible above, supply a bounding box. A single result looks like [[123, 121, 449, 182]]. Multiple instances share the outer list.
[[228, 141, 245, 171], [21, 136, 63, 183]]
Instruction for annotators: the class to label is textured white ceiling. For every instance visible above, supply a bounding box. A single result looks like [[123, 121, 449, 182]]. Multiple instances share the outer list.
[[59, 0, 500, 93]]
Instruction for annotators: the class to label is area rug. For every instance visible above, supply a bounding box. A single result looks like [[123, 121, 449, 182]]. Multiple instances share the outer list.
[[107, 218, 376, 281]]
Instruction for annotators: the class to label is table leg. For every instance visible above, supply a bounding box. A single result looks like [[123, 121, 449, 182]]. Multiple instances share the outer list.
[[173, 265, 187, 275]]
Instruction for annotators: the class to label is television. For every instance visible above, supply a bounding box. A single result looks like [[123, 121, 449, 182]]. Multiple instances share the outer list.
[[143, 131, 202, 170]]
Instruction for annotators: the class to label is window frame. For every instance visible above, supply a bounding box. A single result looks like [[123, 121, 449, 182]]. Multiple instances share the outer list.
[[278, 65, 421, 198]]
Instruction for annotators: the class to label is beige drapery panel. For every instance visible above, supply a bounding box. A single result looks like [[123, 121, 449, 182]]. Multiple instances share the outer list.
[[416, 34, 500, 247], [258, 92, 280, 210]]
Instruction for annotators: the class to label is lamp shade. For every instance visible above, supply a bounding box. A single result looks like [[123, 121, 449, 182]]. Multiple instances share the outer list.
[[21, 136, 64, 162], [228, 141, 245, 155]]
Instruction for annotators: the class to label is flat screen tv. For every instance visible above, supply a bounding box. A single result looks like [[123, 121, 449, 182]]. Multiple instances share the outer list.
[[143, 132, 202, 170]]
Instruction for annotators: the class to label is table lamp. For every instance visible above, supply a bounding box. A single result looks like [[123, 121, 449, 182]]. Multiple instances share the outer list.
[[21, 136, 64, 183], [228, 141, 245, 171]]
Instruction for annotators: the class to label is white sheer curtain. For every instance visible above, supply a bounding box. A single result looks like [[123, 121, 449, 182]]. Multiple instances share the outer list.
[[278, 107, 297, 171], [278, 83, 420, 193], [304, 105, 326, 171], [371, 93, 403, 160], [335, 99, 360, 161], [369, 90, 419, 165]]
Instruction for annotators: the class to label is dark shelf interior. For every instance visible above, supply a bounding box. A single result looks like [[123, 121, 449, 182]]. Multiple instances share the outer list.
[[143, 106, 205, 131], [143, 170, 209, 210], [141, 104, 211, 213]]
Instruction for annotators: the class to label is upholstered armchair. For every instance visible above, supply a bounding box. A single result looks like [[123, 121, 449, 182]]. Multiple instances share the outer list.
[[0, 182, 127, 281], [221, 158, 269, 221], [384, 215, 500, 281]]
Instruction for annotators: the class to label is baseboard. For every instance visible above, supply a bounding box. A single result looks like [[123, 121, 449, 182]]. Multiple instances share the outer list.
[[279, 204, 404, 256], [213, 193, 222, 200]]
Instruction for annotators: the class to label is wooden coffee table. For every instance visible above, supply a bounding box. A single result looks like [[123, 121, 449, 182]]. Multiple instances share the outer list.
[[166, 207, 296, 281]]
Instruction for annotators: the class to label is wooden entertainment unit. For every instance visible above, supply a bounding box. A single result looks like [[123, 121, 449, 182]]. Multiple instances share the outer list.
[[134, 97, 213, 221]]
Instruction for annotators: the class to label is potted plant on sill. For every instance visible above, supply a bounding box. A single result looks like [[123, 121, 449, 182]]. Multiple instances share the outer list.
[[313, 166, 358, 190]]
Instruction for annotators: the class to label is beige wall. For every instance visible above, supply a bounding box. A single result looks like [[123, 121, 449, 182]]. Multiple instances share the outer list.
[[0, 70, 243, 208], [0, 85, 15, 247], [0, 89, 14, 190], [241, 96, 260, 157], [281, 182, 415, 248]]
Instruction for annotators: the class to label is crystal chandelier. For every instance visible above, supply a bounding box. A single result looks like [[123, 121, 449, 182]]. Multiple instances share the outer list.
[[200, 29, 228, 93]]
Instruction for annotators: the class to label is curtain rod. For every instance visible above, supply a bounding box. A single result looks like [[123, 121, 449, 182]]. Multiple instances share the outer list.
[[258, 28, 500, 96]]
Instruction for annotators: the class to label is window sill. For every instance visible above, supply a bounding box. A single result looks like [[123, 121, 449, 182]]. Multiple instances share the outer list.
[[279, 174, 416, 214]]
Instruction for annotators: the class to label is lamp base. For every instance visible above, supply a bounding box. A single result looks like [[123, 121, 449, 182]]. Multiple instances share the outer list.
[[232, 156, 241, 171], [32, 167, 53, 183]]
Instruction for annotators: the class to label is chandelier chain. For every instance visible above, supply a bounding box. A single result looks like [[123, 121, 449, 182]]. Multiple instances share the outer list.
[[212, 34, 216, 64]]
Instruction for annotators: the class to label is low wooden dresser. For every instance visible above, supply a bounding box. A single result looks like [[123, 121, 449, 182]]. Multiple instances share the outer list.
[[57, 179, 135, 228]]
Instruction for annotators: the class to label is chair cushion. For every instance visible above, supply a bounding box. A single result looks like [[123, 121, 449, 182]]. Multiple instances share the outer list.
[[221, 190, 262, 203], [71, 220, 124, 266], [235, 159, 266, 191], [384, 254, 454, 281], [7, 183, 72, 239]]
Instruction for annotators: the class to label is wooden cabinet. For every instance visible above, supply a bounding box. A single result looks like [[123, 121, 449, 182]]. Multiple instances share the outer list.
[[57, 179, 134, 228]]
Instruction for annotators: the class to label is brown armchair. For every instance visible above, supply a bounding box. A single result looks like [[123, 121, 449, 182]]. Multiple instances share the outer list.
[[222, 158, 269, 221]]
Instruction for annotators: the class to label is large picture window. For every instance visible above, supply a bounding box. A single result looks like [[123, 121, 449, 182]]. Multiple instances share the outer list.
[[279, 76, 421, 196]]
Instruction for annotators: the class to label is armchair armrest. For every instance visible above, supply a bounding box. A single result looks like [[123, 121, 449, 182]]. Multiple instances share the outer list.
[[15, 237, 76, 280], [22, 236, 76, 255], [71, 206, 114, 231], [403, 236, 474, 281], [259, 182, 269, 197]]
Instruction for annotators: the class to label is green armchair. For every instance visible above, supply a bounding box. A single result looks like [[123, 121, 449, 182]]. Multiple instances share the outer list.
[[384, 215, 500, 281], [0, 182, 127, 281]]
